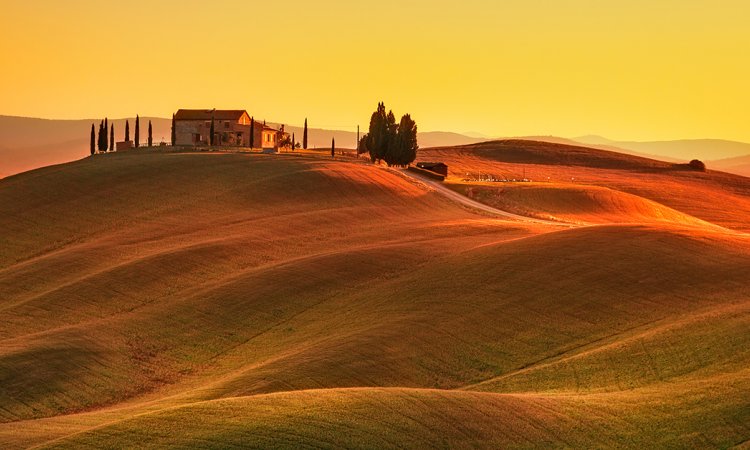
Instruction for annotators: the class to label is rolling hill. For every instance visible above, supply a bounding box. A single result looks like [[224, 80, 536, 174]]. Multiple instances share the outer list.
[[420, 139, 750, 232], [1, 146, 749, 448]]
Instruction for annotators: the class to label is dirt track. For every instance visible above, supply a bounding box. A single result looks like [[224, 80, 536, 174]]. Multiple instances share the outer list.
[[396, 168, 575, 227]]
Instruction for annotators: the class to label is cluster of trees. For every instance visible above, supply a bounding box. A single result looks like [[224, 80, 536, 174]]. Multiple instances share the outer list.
[[90, 115, 152, 155], [92, 118, 113, 154], [358, 102, 418, 166]]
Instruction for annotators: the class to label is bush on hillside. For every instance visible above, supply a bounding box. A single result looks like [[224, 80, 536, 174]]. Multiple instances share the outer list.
[[689, 159, 706, 171]]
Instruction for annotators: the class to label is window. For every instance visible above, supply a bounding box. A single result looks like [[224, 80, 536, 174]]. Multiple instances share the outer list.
[[224, 121, 230, 129]]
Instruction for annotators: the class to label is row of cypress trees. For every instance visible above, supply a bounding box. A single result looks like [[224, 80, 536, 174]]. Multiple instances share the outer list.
[[358, 102, 418, 166], [91, 118, 115, 154], [90, 115, 153, 155]]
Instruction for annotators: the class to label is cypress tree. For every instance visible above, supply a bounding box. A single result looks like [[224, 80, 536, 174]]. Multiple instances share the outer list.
[[209, 115, 215, 146], [357, 133, 369, 154], [396, 114, 418, 166], [303, 118, 308, 149], [98, 121, 104, 152], [383, 110, 398, 165], [103, 118, 108, 151], [331, 137, 335, 158], [110, 124, 114, 152], [148, 120, 153, 147], [171, 113, 176, 146], [292, 132, 295, 150], [90, 124, 96, 155], [250, 117, 255, 148], [125, 120, 130, 142], [366, 102, 388, 163], [135, 115, 140, 148]]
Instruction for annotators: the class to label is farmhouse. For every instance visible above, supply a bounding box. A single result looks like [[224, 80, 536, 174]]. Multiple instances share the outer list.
[[174, 109, 288, 151]]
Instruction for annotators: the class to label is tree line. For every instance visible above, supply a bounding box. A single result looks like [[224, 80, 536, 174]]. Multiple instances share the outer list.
[[358, 102, 418, 166], [90, 115, 153, 155]]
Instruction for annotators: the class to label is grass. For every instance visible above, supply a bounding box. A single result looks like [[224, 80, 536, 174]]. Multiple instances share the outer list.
[[38, 381, 750, 449], [421, 139, 750, 231], [0, 148, 749, 448], [445, 181, 715, 226]]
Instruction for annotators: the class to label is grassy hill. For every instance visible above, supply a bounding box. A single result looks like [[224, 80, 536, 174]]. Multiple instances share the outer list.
[[1, 149, 749, 448], [447, 182, 719, 226], [421, 139, 750, 232]]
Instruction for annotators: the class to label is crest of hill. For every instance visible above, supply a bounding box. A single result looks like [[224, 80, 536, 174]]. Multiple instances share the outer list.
[[429, 139, 677, 171]]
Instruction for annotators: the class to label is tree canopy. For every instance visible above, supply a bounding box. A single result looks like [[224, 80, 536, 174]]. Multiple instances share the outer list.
[[361, 102, 418, 166]]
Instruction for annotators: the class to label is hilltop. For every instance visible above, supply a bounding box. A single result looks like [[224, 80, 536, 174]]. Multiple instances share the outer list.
[[0, 147, 749, 448], [0, 115, 484, 179]]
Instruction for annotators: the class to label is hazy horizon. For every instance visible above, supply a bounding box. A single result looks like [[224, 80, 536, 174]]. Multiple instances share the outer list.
[[3, 113, 750, 146]]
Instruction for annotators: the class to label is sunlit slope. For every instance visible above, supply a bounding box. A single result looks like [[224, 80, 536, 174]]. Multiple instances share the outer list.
[[3, 218, 748, 425], [42, 379, 750, 449], [1, 150, 749, 448], [421, 140, 750, 231], [0, 151, 537, 422], [447, 182, 716, 226], [176, 225, 750, 401]]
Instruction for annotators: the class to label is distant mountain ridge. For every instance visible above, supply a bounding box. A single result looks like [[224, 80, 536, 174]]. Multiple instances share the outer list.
[[574, 135, 750, 161]]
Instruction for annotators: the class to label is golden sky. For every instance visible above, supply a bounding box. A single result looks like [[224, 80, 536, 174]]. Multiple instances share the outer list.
[[1, 0, 748, 141]]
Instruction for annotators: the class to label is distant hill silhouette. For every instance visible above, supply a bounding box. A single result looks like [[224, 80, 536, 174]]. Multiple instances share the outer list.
[[0, 115, 172, 178], [708, 154, 750, 178], [574, 135, 750, 162]]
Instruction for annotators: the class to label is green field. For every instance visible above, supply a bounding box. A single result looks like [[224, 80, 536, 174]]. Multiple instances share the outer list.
[[1, 148, 748, 448]]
